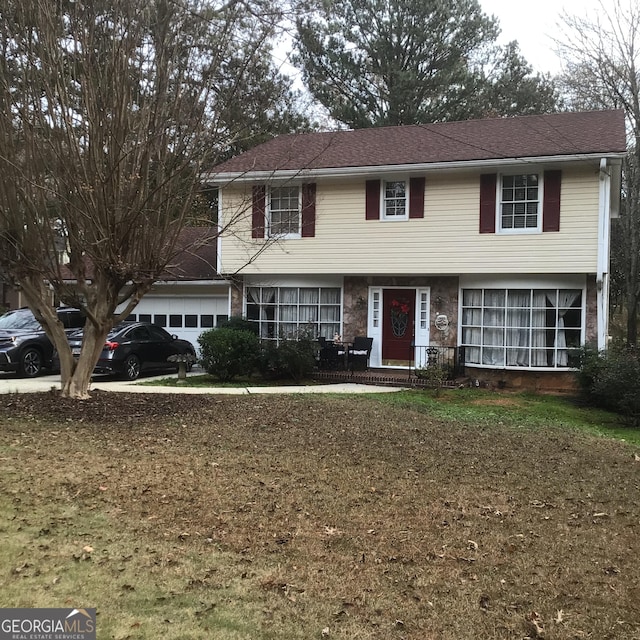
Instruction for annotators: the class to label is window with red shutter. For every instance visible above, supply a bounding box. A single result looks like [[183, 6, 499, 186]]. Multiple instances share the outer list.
[[365, 178, 425, 220], [365, 180, 380, 220], [301, 183, 316, 237], [479, 174, 497, 234], [409, 177, 425, 219], [543, 170, 561, 232], [252, 185, 266, 238]]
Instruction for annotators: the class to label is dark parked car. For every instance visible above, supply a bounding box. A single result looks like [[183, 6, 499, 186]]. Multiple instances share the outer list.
[[68, 321, 197, 381], [0, 307, 86, 377]]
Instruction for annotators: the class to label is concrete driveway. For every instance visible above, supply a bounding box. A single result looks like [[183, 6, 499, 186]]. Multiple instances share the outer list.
[[0, 370, 405, 395]]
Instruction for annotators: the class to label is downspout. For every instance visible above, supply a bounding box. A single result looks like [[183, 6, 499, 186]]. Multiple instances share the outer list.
[[597, 158, 611, 351]]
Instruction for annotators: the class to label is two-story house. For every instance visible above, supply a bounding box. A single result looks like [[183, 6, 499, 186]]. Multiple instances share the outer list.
[[206, 110, 626, 389]]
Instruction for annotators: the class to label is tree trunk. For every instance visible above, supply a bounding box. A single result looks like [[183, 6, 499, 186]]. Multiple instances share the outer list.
[[59, 322, 112, 399]]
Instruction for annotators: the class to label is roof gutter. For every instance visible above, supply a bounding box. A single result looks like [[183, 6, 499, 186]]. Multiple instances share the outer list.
[[204, 152, 626, 185]]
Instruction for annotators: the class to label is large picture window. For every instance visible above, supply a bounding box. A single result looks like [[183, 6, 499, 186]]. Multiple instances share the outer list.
[[246, 287, 341, 341], [461, 288, 582, 368]]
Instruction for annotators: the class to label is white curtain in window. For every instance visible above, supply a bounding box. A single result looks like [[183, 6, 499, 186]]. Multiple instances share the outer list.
[[482, 290, 505, 365], [531, 290, 549, 366], [300, 288, 318, 304], [462, 290, 482, 364], [554, 290, 581, 366], [506, 290, 530, 366]]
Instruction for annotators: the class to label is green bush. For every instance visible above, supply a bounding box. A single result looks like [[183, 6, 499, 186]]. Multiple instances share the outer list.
[[257, 337, 316, 382], [217, 316, 259, 335], [198, 328, 259, 381], [576, 344, 640, 426]]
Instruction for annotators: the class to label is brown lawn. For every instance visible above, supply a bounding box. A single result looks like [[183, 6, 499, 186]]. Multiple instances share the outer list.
[[1, 391, 639, 639]]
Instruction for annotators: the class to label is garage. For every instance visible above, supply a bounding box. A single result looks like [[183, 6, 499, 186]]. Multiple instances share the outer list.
[[122, 290, 230, 349]]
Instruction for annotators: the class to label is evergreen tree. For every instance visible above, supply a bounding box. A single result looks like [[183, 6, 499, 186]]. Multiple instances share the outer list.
[[294, 0, 558, 128]]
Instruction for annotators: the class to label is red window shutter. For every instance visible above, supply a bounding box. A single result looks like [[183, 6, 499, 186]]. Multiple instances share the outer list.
[[252, 185, 266, 238], [479, 173, 497, 234], [409, 177, 425, 219], [543, 170, 561, 232], [301, 183, 316, 237], [365, 180, 380, 220]]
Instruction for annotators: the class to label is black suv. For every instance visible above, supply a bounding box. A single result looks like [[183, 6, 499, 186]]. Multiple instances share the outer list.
[[0, 307, 85, 377]]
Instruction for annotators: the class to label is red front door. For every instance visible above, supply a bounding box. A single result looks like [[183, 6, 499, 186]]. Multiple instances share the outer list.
[[382, 289, 415, 365]]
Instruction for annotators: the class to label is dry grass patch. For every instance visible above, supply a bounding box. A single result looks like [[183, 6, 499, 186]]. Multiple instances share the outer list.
[[1, 391, 639, 639]]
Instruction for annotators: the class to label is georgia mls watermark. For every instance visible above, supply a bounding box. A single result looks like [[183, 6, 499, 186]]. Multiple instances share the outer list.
[[0, 609, 96, 640]]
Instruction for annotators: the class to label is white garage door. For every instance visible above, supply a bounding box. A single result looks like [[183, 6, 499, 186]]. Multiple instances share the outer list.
[[123, 295, 229, 350]]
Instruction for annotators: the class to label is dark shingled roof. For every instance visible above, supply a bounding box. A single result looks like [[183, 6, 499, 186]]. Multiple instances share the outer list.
[[59, 227, 219, 282], [161, 226, 218, 281], [211, 110, 626, 175]]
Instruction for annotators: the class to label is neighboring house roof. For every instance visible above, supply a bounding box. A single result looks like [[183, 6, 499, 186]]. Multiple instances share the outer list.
[[208, 110, 626, 179], [162, 226, 218, 281], [59, 227, 219, 282]]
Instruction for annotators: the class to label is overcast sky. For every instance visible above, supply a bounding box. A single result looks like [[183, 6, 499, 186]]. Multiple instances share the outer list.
[[479, 0, 603, 74]]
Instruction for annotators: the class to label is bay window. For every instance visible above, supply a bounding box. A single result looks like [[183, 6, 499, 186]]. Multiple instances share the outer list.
[[246, 286, 341, 341], [461, 288, 582, 368]]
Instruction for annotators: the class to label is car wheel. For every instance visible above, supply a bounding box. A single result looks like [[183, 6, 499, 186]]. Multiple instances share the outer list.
[[19, 347, 43, 378], [123, 354, 141, 381]]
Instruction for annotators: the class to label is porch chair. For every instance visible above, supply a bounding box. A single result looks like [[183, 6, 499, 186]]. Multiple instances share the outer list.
[[318, 337, 341, 369], [348, 336, 373, 371]]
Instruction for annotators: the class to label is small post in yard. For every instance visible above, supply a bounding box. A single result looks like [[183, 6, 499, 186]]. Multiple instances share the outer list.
[[168, 353, 197, 383]]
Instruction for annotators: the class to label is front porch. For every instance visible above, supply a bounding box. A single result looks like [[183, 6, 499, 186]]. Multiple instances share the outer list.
[[312, 345, 466, 389]]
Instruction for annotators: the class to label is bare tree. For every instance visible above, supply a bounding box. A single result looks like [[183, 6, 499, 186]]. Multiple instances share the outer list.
[[0, 0, 291, 398], [556, 1, 640, 343]]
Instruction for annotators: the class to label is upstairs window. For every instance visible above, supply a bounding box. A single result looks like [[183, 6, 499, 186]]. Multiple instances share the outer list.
[[269, 186, 300, 237], [366, 177, 424, 220], [383, 181, 407, 219], [480, 171, 561, 234], [500, 174, 540, 232]]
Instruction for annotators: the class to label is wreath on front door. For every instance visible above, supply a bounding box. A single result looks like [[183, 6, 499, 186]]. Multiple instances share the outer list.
[[390, 298, 410, 337]]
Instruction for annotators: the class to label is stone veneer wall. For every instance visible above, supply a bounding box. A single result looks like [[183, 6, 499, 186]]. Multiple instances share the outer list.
[[585, 274, 598, 345], [343, 276, 459, 345], [229, 279, 243, 318]]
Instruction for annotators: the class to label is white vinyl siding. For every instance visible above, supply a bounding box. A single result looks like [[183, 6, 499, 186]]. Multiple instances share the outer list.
[[219, 166, 600, 276]]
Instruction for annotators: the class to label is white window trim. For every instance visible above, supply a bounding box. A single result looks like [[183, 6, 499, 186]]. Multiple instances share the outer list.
[[380, 179, 408, 221], [496, 173, 543, 235], [268, 185, 302, 239]]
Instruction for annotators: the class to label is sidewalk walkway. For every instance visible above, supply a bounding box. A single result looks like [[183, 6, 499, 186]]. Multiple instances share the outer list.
[[0, 371, 406, 395]]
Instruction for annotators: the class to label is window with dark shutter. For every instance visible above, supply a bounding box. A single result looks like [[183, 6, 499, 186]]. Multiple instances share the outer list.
[[479, 174, 497, 234], [301, 183, 316, 237], [543, 170, 561, 232], [365, 180, 380, 220], [252, 185, 266, 238], [409, 177, 425, 219]]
